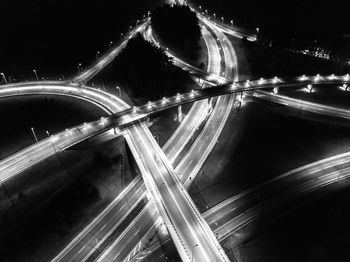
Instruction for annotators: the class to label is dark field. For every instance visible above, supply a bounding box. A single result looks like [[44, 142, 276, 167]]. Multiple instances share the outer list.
[[0, 95, 106, 160], [0, 0, 162, 82], [236, 182, 350, 262], [191, 99, 350, 211]]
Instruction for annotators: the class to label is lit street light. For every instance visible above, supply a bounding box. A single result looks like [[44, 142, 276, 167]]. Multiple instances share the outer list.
[[46, 130, 58, 154], [77, 63, 82, 73], [33, 69, 39, 81], [115, 86, 121, 97], [0, 72, 7, 84], [30, 127, 38, 143], [230, 20, 233, 26], [96, 51, 100, 59]]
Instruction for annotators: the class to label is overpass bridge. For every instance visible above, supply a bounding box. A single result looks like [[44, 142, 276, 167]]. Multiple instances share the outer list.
[[1, 3, 349, 260], [1, 74, 349, 184]]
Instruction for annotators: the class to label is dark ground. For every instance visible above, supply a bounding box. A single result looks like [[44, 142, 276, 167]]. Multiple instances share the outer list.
[[235, 182, 350, 262], [191, 99, 350, 212], [88, 34, 198, 104], [0, 136, 139, 262], [0, 95, 106, 160], [0, 94, 139, 261]]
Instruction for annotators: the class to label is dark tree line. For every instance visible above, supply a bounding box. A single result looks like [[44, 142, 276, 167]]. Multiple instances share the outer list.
[[151, 4, 201, 61], [90, 34, 195, 103]]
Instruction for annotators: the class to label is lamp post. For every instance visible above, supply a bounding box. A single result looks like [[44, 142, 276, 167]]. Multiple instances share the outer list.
[[46, 130, 58, 154], [30, 127, 38, 143], [0, 72, 7, 84], [115, 86, 121, 97], [96, 51, 100, 59], [33, 69, 39, 81], [77, 63, 82, 73]]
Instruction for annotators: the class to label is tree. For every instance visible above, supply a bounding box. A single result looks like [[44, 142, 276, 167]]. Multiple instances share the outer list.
[[151, 4, 201, 61]]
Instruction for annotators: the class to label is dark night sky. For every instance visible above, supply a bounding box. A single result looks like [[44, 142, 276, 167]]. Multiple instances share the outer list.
[[0, 0, 349, 81]]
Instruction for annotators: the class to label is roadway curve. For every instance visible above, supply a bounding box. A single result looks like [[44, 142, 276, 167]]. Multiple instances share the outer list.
[[2, 6, 350, 262]]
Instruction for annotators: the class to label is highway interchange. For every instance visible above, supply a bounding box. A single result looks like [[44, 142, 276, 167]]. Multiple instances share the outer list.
[[1, 1, 350, 261]]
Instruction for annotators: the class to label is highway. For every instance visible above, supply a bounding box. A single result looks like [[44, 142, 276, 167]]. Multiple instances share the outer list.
[[52, 176, 147, 262], [0, 83, 130, 182], [52, 17, 223, 262], [51, 10, 235, 260], [3, 35, 348, 262], [133, 150, 350, 261], [208, 150, 350, 242], [1, 76, 349, 183], [1, 5, 350, 262], [1, 7, 239, 262], [53, 13, 233, 261], [92, 13, 240, 262], [125, 124, 230, 262], [176, 15, 238, 186], [97, 15, 350, 262], [161, 23, 222, 165], [72, 19, 150, 84]]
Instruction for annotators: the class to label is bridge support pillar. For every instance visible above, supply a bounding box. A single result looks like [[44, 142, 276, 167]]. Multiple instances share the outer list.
[[207, 98, 213, 115], [177, 105, 183, 122]]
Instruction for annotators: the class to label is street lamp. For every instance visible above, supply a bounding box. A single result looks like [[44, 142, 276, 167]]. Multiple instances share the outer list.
[[30, 127, 38, 143], [96, 51, 100, 59], [230, 20, 233, 26], [0, 72, 7, 84], [115, 86, 121, 97], [46, 130, 58, 154], [33, 69, 39, 81], [77, 63, 82, 73]]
